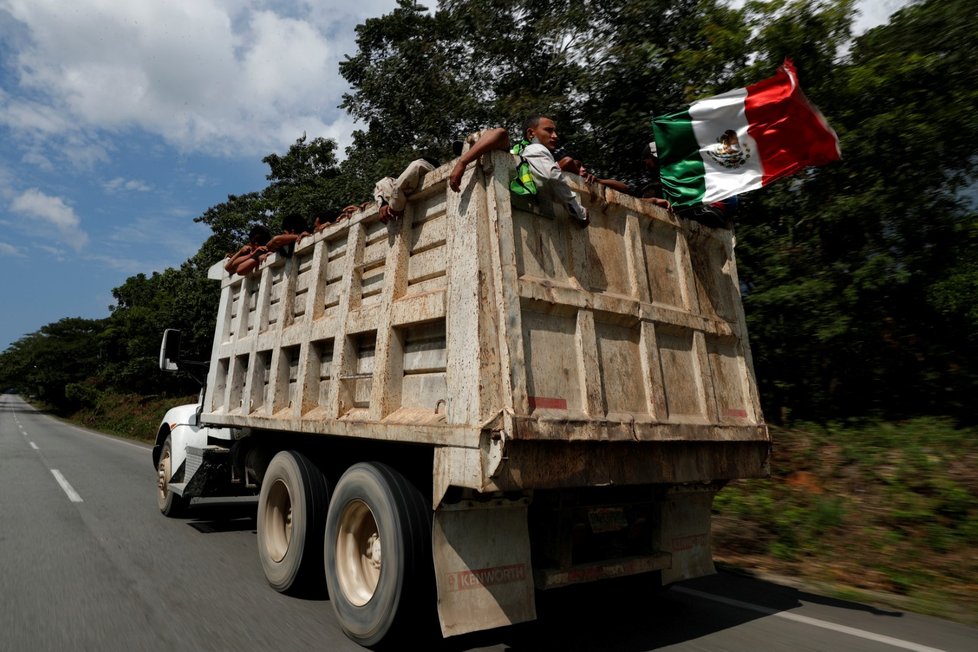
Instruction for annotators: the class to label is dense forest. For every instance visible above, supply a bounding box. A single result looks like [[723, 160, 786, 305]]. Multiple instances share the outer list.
[[2, 0, 976, 426]]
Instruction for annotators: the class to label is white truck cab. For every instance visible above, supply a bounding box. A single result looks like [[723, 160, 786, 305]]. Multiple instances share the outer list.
[[154, 329, 244, 515]]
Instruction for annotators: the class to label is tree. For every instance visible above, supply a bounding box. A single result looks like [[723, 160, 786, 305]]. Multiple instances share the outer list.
[[0, 318, 105, 410], [339, 0, 752, 183], [262, 134, 347, 218], [99, 264, 218, 396], [736, 0, 978, 421], [195, 135, 348, 246], [573, 0, 752, 182]]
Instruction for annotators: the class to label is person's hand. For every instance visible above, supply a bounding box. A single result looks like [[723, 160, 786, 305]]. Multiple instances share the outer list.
[[378, 204, 404, 224], [337, 204, 359, 221], [558, 156, 581, 173], [449, 160, 466, 192], [642, 197, 673, 211]]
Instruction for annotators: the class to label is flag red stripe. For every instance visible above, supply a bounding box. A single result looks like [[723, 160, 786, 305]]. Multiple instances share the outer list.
[[744, 59, 840, 186]]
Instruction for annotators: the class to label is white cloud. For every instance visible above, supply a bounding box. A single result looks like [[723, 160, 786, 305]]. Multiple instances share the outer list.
[[104, 177, 152, 193], [107, 215, 209, 260], [0, 242, 24, 257], [36, 243, 68, 259], [0, 164, 14, 200], [0, 0, 400, 162], [21, 150, 54, 172], [10, 188, 89, 250], [721, 0, 910, 36], [853, 0, 910, 34], [1, 98, 72, 134], [85, 253, 159, 274]]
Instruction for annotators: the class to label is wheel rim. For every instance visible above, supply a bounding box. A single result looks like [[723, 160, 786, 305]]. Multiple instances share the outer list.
[[263, 479, 293, 563], [157, 447, 171, 508], [336, 499, 381, 607]]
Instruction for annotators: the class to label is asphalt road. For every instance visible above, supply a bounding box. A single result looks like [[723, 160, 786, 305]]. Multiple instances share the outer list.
[[1, 392, 976, 652]]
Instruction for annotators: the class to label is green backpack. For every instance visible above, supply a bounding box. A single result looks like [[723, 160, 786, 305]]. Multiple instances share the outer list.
[[510, 139, 538, 196]]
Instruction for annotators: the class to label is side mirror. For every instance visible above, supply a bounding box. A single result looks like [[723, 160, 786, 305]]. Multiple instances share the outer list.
[[159, 329, 182, 372]]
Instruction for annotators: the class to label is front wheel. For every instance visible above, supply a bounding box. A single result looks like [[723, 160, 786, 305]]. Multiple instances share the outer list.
[[157, 435, 188, 517], [324, 462, 432, 647], [257, 450, 330, 594]]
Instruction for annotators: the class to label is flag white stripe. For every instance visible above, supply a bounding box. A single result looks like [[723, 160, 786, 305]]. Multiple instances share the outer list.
[[689, 88, 764, 204]]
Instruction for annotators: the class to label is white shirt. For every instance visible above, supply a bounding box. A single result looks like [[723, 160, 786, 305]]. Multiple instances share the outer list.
[[521, 142, 588, 222]]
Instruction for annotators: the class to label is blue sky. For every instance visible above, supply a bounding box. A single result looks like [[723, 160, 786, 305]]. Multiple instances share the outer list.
[[0, 0, 906, 353]]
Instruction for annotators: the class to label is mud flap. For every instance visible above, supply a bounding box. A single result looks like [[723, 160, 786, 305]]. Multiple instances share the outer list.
[[658, 485, 718, 585], [433, 498, 536, 637]]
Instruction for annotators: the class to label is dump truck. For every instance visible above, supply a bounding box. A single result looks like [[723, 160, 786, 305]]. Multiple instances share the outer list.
[[154, 144, 770, 646]]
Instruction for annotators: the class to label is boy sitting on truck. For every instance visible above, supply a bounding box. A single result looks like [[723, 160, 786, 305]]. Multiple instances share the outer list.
[[450, 115, 627, 228], [225, 214, 310, 276], [374, 157, 440, 223], [224, 225, 272, 276], [260, 212, 311, 261]]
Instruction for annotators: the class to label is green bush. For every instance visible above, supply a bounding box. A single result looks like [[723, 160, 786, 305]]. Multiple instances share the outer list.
[[64, 383, 102, 411], [711, 419, 978, 623]]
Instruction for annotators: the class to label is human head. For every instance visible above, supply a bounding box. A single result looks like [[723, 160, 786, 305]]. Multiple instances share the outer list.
[[281, 212, 308, 234], [522, 114, 558, 151], [641, 141, 659, 170], [248, 225, 272, 246]]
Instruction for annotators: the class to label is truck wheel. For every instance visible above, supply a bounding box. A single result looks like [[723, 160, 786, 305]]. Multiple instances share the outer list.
[[157, 435, 188, 517], [257, 450, 330, 594], [324, 462, 432, 647]]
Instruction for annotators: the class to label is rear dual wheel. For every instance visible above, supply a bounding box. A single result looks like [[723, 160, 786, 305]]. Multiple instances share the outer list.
[[324, 462, 432, 647], [257, 450, 330, 594]]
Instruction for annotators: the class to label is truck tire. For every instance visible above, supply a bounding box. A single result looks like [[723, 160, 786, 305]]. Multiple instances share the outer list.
[[157, 435, 189, 517], [324, 462, 432, 647], [257, 450, 330, 594]]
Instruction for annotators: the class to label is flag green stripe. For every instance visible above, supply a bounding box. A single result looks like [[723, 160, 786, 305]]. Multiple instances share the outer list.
[[652, 110, 705, 206]]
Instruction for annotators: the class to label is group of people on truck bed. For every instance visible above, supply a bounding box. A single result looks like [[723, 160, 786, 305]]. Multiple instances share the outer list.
[[225, 113, 736, 276]]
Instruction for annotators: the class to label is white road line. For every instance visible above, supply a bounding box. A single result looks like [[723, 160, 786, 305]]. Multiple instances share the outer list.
[[673, 586, 945, 652], [50, 469, 84, 503], [29, 442, 38, 450]]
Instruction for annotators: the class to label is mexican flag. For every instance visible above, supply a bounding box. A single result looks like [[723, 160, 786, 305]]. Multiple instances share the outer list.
[[652, 59, 840, 207]]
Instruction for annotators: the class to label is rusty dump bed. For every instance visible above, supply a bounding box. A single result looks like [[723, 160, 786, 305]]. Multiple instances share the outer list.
[[202, 149, 769, 496]]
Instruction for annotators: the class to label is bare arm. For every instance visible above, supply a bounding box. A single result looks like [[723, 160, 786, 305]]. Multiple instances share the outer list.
[[594, 178, 631, 193], [641, 196, 672, 210], [265, 233, 300, 252], [224, 244, 252, 272], [449, 128, 511, 192], [561, 157, 631, 193]]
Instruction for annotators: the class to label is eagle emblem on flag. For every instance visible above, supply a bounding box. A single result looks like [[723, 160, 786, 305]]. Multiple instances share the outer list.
[[706, 129, 751, 169]]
